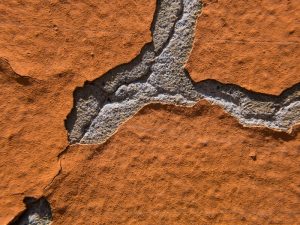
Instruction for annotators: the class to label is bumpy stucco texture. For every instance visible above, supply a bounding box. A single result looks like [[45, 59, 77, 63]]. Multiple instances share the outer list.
[[187, 0, 300, 95], [1, 0, 300, 224], [0, 59, 70, 223], [47, 101, 300, 224], [0, 0, 155, 81], [0, 0, 155, 223]]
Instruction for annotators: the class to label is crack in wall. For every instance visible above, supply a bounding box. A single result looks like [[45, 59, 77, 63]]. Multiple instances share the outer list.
[[8, 197, 52, 225], [66, 0, 300, 144]]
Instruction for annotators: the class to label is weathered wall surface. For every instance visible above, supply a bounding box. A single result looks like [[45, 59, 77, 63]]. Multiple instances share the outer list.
[[1, 0, 299, 224], [0, 0, 155, 223], [187, 0, 300, 95], [0, 59, 71, 223], [0, 0, 155, 81], [47, 101, 300, 224]]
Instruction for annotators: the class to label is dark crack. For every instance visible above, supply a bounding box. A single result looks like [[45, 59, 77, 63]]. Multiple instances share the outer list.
[[0, 57, 41, 86]]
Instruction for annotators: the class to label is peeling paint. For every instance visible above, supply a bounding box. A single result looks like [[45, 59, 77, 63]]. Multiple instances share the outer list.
[[66, 0, 300, 144]]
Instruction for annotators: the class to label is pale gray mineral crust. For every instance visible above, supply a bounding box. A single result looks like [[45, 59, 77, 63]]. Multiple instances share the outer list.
[[66, 0, 300, 144], [8, 197, 52, 225]]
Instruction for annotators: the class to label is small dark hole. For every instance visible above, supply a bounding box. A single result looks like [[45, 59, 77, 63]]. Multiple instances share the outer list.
[[15, 77, 31, 86]]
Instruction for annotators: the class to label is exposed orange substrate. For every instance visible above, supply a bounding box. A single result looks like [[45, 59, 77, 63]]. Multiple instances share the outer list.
[[0, 0, 155, 223], [47, 101, 300, 224], [187, 0, 300, 95]]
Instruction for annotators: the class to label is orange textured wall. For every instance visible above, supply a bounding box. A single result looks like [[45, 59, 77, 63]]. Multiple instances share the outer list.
[[0, 0, 155, 223], [0, 0, 154, 81], [1, 0, 299, 224], [48, 102, 300, 224], [187, 0, 300, 95]]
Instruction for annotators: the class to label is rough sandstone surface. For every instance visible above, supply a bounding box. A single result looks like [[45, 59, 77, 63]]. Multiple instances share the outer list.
[[48, 101, 300, 224], [187, 0, 300, 95], [0, 0, 155, 223], [1, 0, 300, 224], [0, 0, 155, 81]]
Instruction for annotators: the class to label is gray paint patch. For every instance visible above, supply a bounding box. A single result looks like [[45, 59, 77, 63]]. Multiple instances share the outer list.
[[66, 0, 300, 144]]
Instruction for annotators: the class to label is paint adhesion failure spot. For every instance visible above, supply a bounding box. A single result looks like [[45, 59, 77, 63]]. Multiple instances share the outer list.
[[66, 0, 300, 144]]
